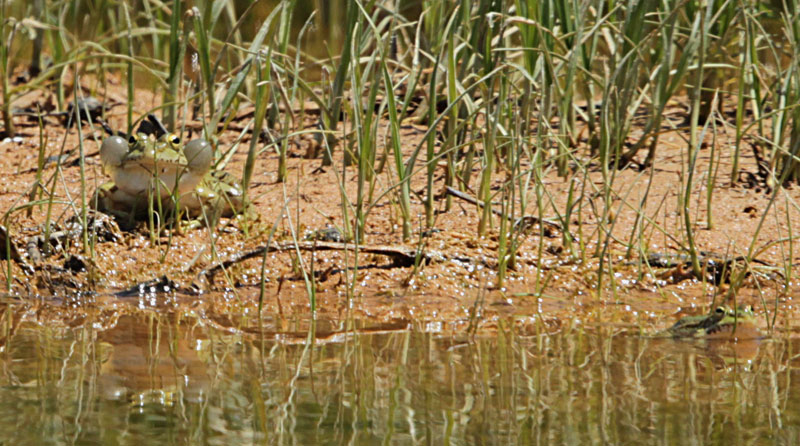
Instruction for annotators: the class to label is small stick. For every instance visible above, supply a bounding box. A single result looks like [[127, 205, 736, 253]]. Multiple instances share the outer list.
[[198, 241, 479, 281], [444, 186, 565, 232]]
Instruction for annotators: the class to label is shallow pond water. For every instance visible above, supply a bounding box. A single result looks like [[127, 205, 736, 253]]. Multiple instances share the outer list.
[[0, 308, 796, 445]]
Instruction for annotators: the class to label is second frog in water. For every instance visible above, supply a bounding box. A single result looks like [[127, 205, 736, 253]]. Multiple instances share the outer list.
[[656, 305, 760, 340]]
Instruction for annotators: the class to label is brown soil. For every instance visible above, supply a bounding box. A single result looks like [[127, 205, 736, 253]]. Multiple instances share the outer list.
[[2, 78, 799, 336]]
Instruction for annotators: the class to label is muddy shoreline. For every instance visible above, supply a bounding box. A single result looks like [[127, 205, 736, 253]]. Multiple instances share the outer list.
[[1, 87, 797, 335]]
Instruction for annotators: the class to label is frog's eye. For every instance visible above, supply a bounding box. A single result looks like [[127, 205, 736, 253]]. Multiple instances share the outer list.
[[128, 134, 138, 144], [170, 134, 181, 145], [714, 307, 726, 315]]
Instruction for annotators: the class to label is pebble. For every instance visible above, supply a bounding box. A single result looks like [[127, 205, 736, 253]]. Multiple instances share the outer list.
[[1, 136, 24, 145]]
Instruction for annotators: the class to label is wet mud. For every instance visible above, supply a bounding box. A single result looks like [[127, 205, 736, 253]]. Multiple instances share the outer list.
[[1, 84, 799, 336]]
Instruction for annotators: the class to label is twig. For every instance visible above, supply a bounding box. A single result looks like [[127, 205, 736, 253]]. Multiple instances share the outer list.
[[198, 240, 480, 281], [444, 186, 567, 233]]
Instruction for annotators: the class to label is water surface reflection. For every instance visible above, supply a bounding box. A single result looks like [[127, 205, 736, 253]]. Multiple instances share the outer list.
[[0, 310, 796, 445]]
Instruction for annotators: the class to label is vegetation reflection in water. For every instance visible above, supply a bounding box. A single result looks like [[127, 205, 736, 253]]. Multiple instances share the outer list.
[[0, 310, 796, 445]]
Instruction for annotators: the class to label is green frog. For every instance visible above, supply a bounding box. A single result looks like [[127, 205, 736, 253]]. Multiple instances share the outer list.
[[656, 305, 759, 339], [94, 132, 248, 227]]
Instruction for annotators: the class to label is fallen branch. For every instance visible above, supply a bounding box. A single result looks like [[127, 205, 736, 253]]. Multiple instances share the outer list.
[[198, 240, 479, 281]]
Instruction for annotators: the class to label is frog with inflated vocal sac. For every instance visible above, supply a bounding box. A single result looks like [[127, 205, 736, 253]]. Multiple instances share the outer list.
[[94, 130, 249, 228]]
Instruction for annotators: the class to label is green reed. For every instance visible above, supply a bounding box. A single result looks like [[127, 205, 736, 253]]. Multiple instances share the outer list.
[[274, 0, 303, 183], [778, 5, 800, 183], [349, 11, 377, 244], [320, 0, 358, 166], [382, 36, 411, 240], [191, 6, 214, 131], [0, 3, 17, 138], [682, 3, 707, 280], [241, 2, 283, 191], [162, 0, 185, 130]]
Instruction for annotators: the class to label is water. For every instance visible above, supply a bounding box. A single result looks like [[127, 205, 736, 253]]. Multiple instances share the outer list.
[[0, 310, 796, 445]]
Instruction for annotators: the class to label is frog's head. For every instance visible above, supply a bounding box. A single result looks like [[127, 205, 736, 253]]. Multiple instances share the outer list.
[[702, 305, 758, 339], [719, 305, 755, 323], [660, 304, 759, 339], [126, 132, 187, 167]]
